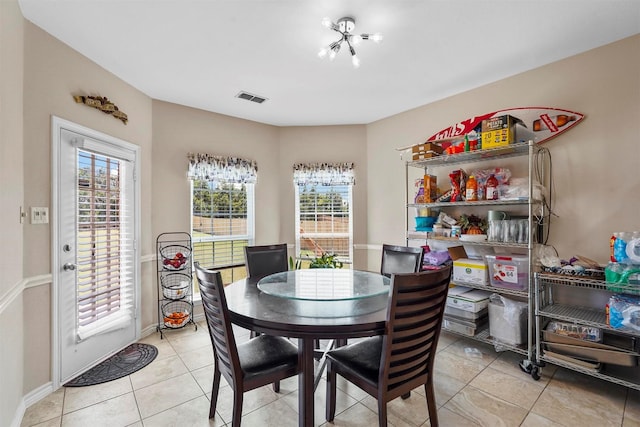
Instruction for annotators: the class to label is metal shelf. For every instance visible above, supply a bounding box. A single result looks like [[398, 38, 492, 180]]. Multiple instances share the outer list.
[[407, 233, 529, 249], [407, 141, 533, 169], [538, 355, 640, 391], [450, 280, 529, 298], [408, 199, 530, 208], [442, 325, 529, 357]]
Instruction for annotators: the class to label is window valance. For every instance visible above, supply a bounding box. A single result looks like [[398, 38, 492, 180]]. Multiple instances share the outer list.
[[188, 153, 258, 183], [293, 162, 355, 186]]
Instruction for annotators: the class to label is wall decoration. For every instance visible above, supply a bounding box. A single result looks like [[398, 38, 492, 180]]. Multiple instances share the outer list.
[[73, 95, 128, 124]]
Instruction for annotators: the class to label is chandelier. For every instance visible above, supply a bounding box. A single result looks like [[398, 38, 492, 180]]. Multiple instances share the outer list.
[[317, 17, 383, 68]]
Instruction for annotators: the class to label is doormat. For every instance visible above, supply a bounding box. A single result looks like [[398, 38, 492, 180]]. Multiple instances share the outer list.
[[65, 343, 158, 387]]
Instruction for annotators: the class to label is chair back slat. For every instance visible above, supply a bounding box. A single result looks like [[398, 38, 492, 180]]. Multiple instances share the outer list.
[[195, 262, 243, 386], [380, 244, 424, 278], [244, 244, 288, 280], [380, 266, 451, 395]]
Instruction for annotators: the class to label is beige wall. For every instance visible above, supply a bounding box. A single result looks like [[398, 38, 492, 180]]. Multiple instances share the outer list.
[[0, 0, 24, 423], [21, 20, 153, 396], [2, 5, 639, 423], [277, 126, 368, 268], [367, 34, 640, 267]]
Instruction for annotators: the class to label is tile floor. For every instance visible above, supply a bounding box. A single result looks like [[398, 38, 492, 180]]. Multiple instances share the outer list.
[[21, 323, 640, 427]]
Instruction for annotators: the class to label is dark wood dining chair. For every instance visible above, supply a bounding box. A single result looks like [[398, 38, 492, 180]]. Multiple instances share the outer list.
[[325, 266, 452, 427], [244, 243, 288, 280], [244, 243, 289, 338], [194, 262, 300, 427], [380, 244, 424, 278]]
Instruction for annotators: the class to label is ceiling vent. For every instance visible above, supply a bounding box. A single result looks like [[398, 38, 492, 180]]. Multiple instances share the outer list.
[[236, 91, 268, 104]]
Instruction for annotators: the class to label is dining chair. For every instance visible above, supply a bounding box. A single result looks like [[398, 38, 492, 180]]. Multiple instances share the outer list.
[[380, 244, 424, 278], [244, 243, 289, 338], [244, 243, 288, 280], [194, 262, 300, 427], [325, 266, 452, 427]]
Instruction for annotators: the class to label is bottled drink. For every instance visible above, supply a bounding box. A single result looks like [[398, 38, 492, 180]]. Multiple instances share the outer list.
[[533, 115, 577, 131], [465, 175, 478, 201], [610, 232, 619, 262], [486, 174, 499, 200]]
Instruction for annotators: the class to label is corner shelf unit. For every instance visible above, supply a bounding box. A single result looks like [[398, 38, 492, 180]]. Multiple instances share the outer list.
[[156, 232, 197, 338], [533, 273, 640, 389], [404, 140, 543, 363]]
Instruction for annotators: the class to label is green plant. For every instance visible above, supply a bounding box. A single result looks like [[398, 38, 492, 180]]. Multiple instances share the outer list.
[[289, 256, 302, 270], [309, 252, 344, 269]]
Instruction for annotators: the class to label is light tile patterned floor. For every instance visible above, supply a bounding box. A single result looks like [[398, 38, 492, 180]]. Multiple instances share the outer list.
[[21, 323, 640, 426]]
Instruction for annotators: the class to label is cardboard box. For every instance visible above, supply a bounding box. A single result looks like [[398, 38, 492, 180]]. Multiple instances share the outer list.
[[411, 142, 443, 160], [453, 258, 489, 285], [446, 286, 492, 313], [481, 115, 528, 149]]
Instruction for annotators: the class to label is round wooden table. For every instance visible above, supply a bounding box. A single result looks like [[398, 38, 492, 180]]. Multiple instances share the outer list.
[[225, 269, 390, 427]]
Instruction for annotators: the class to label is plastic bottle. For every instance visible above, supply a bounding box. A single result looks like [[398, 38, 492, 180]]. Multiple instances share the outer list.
[[614, 232, 631, 263], [465, 175, 478, 201], [486, 174, 499, 200], [610, 232, 619, 262]]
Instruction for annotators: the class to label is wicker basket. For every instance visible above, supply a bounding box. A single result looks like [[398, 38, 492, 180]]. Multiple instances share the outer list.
[[159, 244, 191, 271], [161, 273, 191, 299], [162, 300, 192, 328]]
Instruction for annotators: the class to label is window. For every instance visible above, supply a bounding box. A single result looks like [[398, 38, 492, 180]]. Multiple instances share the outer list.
[[188, 154, 257, 286], [294, 163, 354, 265]]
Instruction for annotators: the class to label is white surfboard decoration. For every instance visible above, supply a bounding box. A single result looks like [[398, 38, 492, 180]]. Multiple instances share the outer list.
[[425, 107, 585, 145]]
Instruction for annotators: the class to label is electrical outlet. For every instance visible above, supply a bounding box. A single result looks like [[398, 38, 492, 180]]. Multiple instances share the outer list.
[[31, 207, 49, 224]]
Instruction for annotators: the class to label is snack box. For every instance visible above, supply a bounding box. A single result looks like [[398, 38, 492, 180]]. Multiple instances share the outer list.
[[423, 174, 437, 203], [453, 258, 489, 286], [485, 254, 529, 290], [446, 286, 492, 313], [481, 115, 535, 149], [411, 142, 444, 160]]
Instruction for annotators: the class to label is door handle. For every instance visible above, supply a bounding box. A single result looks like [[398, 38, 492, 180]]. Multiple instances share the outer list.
[[63, 263, 76, 271]]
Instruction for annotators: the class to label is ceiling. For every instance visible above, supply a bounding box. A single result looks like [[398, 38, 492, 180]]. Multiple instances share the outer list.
[[18, 1, 640, 127]]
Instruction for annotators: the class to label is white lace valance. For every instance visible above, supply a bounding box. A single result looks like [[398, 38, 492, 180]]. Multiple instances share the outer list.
[[188, 153, 258, 183], [293, 162, 355, 186]]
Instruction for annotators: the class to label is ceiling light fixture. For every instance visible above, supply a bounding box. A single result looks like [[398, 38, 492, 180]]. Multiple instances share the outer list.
[[317, 16, 382, 68]]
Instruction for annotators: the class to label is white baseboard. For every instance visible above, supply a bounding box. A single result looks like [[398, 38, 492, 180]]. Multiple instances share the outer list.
[[11, 382, 54, 427]]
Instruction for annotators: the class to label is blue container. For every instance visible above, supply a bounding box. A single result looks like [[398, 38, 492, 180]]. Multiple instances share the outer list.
[[415, 216, 436, 231]]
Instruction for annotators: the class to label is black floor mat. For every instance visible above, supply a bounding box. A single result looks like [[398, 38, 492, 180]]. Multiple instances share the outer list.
[[65, 343, 158, 387]]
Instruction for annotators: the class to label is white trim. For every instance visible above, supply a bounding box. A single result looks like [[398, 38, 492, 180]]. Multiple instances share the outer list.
[[0, 279, 24, 315], [8, 399, 25, 427], [51, 116, 142, 389], [9, 382, 53, 427], [354, 244, 381, 251], [24, 274, 53, 289], [141, 253, 156, 263]]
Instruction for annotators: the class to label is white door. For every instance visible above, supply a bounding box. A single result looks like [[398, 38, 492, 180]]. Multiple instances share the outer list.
[[52, 117, 140, 386]]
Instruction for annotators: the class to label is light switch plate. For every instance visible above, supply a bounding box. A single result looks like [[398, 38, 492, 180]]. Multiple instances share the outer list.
[[31, 207, 49, 224]]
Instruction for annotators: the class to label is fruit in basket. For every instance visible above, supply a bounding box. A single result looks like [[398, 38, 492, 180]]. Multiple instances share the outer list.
[[467, 225, 484, 235], [165, 252, 187, 269], [164, 311, 188, 326]]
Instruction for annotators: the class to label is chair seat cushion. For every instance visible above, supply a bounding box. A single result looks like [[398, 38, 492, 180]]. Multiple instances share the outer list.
[[326, 336, 382, 386], [238, 335, 299, 381]]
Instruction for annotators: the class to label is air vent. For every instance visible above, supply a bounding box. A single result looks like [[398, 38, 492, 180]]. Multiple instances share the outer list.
[[235, 91, 268, 104]]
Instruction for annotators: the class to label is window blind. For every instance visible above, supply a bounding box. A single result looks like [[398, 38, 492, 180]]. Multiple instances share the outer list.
[[75, 148, 136, 341]]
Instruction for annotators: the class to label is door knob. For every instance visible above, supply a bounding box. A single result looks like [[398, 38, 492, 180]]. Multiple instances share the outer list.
[[63, 263, 76, 271]]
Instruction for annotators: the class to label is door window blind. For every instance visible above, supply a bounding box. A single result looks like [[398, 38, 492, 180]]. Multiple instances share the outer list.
[[75, 147, 136, 341]]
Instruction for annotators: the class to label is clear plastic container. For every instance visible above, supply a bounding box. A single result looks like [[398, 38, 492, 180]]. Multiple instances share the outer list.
[[485, 254, 529, 290]]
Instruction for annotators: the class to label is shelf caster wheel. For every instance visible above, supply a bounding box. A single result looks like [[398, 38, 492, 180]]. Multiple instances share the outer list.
[[531, 366, 541, 381], [519, 359, 533, 374]]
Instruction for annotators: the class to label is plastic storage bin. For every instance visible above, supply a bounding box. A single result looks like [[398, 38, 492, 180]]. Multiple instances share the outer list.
[[485, 254, 529, 290], [489, 294, 528, 345]]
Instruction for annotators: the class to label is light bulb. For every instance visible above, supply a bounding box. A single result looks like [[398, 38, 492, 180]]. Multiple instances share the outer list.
[[321, 17, 333, 28], [350, 34, 362, 46], [352, 55, 360, 68], [318, 47, 329, 58], [329, 49, 337, 61], [370, 33, 383, 43]]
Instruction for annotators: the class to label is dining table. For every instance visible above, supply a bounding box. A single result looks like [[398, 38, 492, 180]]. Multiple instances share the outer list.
[[224, 268, 391, 427]]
